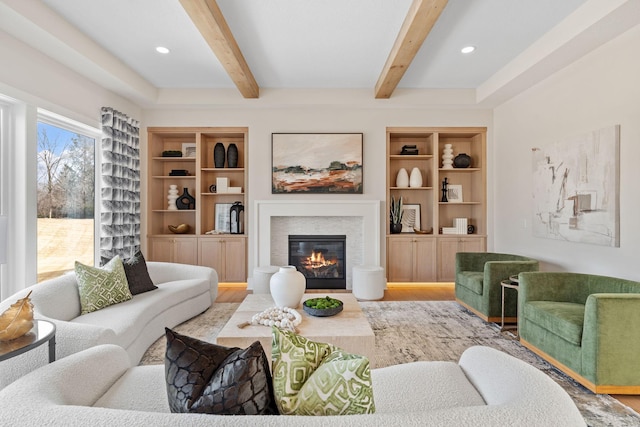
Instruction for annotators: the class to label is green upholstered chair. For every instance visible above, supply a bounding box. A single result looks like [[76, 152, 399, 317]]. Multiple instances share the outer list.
[[455, 252, 539, 323], [519, 271, 640, 394]]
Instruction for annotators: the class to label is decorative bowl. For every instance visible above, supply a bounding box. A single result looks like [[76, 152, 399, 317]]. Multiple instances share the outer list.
[[303, 297, 344, 317], [168, 224, 190, 234]]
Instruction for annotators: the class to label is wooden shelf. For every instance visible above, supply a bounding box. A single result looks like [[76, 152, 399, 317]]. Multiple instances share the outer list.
[[147, 126, 249, 281], [151, 157, 196, 161], [389, 186, 433, 190], [389, 154, 433, 159], [386, 127, 487, 282]]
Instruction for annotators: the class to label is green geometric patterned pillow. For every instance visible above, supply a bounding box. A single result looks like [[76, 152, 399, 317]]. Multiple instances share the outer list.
[[271, 326, 375, 415], [75, 256, 132, 315]]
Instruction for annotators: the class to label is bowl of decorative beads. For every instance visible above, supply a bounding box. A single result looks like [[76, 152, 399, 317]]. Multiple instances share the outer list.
[[303, 296, 343, 317]]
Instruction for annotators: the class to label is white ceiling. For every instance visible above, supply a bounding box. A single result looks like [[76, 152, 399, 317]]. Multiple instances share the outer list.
[[37, 0, 585, 89], [2, 0, 639, 106]]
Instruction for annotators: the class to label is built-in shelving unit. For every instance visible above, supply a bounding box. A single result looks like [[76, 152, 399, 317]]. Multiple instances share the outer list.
[[147, 127, 248, 281], [386, 127, 487, 282]]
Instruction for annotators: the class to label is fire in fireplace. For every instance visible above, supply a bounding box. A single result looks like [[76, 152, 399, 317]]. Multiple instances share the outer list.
[[288, 235, 346, 289]]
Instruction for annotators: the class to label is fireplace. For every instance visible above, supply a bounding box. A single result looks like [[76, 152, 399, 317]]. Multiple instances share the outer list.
[[288, 235, 346, 289]]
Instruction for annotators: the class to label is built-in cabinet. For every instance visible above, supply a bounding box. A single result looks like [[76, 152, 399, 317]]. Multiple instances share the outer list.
[[386, 127, 487, 282], [387, 236, 437, 282], [147, 127, 248, 282], [436, 236, 485, 282], [198, 237, 246, 282]]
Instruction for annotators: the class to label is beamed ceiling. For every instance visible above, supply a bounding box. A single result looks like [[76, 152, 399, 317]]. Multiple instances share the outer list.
[[1, 0, 639, 106]]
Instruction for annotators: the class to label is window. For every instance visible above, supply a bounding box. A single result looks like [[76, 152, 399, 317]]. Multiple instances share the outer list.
[[37, 111, 99, 281]]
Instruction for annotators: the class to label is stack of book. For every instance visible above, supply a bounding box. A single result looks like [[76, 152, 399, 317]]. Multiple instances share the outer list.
[[442, 218, 468, 234], [400, 145, 419, 155]]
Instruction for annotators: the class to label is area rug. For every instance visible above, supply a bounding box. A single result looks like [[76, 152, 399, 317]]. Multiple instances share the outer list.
[[140, 301, 640, 426]]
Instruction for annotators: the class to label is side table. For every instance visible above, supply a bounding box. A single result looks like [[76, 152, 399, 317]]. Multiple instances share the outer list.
[[500, 275, 519, 336], [0, 319, 56, 363]]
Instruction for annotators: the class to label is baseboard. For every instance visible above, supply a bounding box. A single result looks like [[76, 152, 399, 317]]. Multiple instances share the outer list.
[[387, 282, 454, 288], [219, 282, 247, 288]]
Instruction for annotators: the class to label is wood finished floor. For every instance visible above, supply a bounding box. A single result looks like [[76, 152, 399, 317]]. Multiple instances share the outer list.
[[215, 282, 640, 413]]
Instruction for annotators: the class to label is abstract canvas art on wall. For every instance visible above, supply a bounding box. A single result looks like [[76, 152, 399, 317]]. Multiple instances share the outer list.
[[272, 133, 363, 193], [532, 125, 620, 247]]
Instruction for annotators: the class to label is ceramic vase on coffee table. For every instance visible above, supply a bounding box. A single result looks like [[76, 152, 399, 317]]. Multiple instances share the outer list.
[[270, 266, 306, 308]]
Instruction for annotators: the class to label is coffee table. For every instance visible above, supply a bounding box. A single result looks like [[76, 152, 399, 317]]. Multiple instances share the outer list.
[[216, 293, 376, 366]]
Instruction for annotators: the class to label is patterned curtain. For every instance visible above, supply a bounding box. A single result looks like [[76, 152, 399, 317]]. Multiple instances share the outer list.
[[100, 107, 141, 265]]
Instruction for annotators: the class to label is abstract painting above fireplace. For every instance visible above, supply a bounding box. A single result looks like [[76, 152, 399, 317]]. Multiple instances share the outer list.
[[288, 235, 346, 289]]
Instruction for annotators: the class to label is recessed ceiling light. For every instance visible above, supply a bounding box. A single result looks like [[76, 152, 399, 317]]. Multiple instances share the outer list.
[[155, 46, 170, 54], [461, 46, 476, 54]]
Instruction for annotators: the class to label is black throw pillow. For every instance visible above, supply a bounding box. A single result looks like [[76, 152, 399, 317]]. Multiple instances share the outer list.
[[164, 328, 278, 415], [122, 251, 157, 295]]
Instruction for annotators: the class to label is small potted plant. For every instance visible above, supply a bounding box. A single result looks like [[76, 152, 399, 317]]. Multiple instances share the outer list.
[[390, 196, 403, 234]]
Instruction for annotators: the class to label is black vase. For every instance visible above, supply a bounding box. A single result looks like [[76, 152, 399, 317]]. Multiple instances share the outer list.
[[453, 153, 471, 168], [176, 188, 195, 210], [227, 143, 238, 168], [390, 223, 403, 234], [214, 142, 225, 168]]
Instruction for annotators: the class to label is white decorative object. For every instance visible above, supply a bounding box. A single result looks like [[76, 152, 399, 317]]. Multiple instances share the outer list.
[[270, 266, 306, 308], [167, 185, 178, 210], [409, 167, 423, 188], [248, 306, 302, 332], [396, 168, 409, 187], [216, 177, 229, 193], [253, 265, 279, 294], [442, 144, 454, 169]]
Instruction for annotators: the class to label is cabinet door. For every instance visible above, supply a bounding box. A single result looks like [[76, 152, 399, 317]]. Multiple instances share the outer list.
[[437, 238, 460, 282], [173, 237, 198, 265], [149, 238, 174, 263], [387, 237, 414, 282], [437, 237, 486, 282], [223, 238, 246, 282], [460, 238, 485, 253], [198, 238, 224, 276], [413, 239, 437, 281]]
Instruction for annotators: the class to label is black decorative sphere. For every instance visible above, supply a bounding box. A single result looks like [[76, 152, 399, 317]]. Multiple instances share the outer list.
[[453, 153, 471, 168]]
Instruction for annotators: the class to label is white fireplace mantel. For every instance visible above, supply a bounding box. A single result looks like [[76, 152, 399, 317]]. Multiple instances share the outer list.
[[253, 200, 381, 271]]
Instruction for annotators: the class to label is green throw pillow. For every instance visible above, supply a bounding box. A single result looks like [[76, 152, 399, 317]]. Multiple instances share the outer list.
[[75, 256, 132, 314], [271, 326, 375, 415]]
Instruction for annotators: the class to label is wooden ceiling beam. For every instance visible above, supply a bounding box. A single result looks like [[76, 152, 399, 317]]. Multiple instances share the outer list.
[[180, 0, 259, 98], [374, 0, 448, 99]]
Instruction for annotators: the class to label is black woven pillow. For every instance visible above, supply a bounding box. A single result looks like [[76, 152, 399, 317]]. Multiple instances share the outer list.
[[122, 251, 157, 295], [164, 328, 278, 415]]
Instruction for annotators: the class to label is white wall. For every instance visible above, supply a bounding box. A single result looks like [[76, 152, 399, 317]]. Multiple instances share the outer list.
[[493, 24, 640, 279], [142, 107, 492, 275], [0, 30, 141, 297]]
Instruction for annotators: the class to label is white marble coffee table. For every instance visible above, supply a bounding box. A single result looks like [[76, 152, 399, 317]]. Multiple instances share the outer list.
[[215, 293, 376, 366]]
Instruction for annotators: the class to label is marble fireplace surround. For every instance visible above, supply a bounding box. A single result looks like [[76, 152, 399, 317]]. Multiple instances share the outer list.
[[253, 200, 381, 290]]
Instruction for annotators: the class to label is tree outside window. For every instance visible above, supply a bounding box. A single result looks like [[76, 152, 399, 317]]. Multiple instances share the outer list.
[[37, 122, 95, 281]]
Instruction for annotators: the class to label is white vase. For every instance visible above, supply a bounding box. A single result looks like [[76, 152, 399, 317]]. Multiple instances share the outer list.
[[167, 185, 178, 210], [396, 168, 409, 188], [409, 167, 423, 188], [270, 266, 306, 308], [442, 144, 454, 169]]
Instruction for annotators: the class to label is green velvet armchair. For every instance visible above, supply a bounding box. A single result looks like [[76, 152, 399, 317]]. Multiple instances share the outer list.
[[519, 271, 640, 394], [455, 252, 539, 323]]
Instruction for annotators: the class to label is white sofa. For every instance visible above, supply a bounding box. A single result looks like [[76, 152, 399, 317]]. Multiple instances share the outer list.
[[0, 344, 585, 426], [0, 262, 218, 389]]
